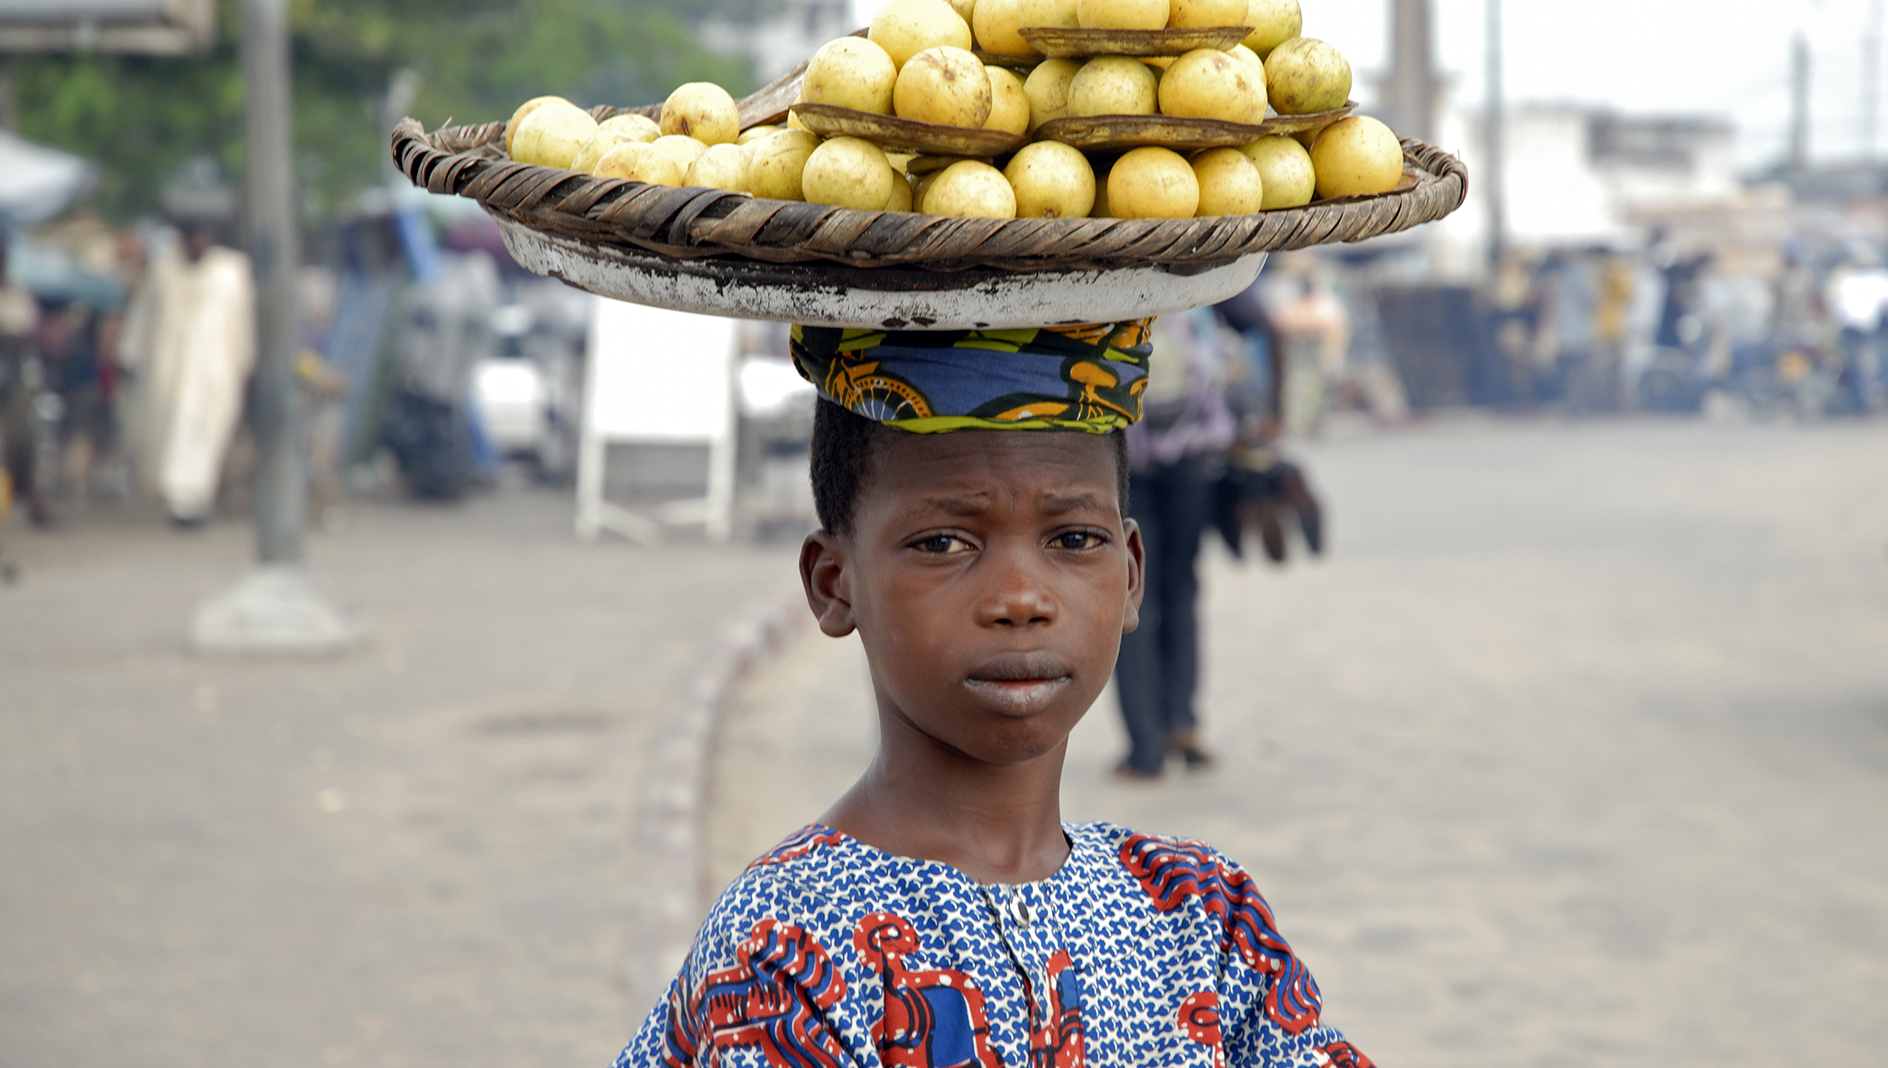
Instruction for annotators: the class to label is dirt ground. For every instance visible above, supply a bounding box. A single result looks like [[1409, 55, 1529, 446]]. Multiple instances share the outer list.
[[0, 493, 798, 1068]]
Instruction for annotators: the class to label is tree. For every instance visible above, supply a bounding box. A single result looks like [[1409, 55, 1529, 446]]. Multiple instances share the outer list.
[[10, 0, 755, 221]]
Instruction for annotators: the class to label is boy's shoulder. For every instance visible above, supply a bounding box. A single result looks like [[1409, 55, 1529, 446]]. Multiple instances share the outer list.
[[1070, 819, 1251, 874]]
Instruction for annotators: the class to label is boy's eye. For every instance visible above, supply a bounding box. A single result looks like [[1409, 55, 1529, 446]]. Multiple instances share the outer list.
[[912, 534, 970, 554], [1052, 531, 1105, 551]]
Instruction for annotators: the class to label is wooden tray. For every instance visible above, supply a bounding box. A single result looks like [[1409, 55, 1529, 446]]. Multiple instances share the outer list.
[[1019, 26, 1249, 58], [1036, 102, 1355, 150], [974, 49, 1045, 71], [790, 103, 1026, 157]]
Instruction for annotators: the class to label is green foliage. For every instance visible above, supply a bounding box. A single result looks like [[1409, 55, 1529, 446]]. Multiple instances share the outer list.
[[10, 0, 756, 222]]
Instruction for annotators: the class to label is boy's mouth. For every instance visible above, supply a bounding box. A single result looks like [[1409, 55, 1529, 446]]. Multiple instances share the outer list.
[[964, 654, 1074, 715]]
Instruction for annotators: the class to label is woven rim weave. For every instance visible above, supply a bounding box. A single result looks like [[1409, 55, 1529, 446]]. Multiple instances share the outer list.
[[392, 106, 1466, 275]]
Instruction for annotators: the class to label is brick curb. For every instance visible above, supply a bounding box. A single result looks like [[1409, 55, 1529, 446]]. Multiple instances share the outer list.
[[621, 584, 810, 1011]]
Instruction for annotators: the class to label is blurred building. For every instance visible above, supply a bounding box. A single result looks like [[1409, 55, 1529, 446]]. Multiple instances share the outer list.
[[0, 0, 215, 54], [1428, 102, 1749, 273]]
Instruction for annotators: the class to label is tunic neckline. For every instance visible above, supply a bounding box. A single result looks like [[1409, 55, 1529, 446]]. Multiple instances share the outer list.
[[799, 820, 1102, 894]]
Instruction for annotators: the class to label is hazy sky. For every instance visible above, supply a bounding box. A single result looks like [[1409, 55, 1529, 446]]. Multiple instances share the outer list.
[[850, 0, 1888, 170]]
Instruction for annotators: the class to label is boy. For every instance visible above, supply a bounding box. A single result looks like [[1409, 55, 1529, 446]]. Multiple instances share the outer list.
[[616, 321, 1370, 1068]]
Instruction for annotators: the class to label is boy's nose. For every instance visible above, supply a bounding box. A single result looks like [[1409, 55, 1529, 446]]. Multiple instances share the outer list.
[[975, 553, 1057, 627]]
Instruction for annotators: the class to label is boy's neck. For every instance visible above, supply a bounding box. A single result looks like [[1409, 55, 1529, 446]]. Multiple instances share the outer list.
[[822, 707, 1072, 886]]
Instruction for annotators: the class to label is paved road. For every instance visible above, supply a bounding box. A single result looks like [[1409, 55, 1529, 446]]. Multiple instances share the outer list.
[[0, 493, 798, 1068], [705, 418, 1888, 1068]]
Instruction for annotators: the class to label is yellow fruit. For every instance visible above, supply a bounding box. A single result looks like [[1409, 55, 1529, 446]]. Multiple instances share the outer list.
[[801, 37, 899, 114], [1264, 36, 1350, 115], [572, 129, 644, 174], [984, 66, 1031, 136], [1241, 0, 1300, 56], [914, 170, 943, 211], [1022, 57, 1083, 130], [1159, 47, 1266, 123], [885, 172, 917, 212], [1227, 44, 1265, 78], [597, 113, 662, 141], [1190, 146, 1263, 215], [802, 136, 897, 210], [1067, 55, 1158, 117], [1003, 141, 1095, 218], [747, 129, 822, 200], [870, 0, 974, 69], [1077, 0, 1169, 31], [1143, 55, 1175, 70], [737, 124, 780, 145], [949, 0, 979, 23], [511, 103, 598, 168], [661, 82, 740, 146], [1239, 134, 1315, 207], [505, 95, 573, 154], [894, 47, 994, 127], [593, 142, 684, 186], [787, 112, 808, 131], [1107, 145, 1198, 218], [973, 0, 1037, 57], [1309, 115, 1403, 198], [925, 160, 1018, 218], [1168, 0, 1247, 27], [1023, 0, 1083, 31], [653, 134, 708, 168], [686, 143, 751, 192]]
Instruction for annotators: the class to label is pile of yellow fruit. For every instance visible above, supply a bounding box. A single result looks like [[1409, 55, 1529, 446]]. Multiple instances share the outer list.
[[505, 0, 1407, 222]]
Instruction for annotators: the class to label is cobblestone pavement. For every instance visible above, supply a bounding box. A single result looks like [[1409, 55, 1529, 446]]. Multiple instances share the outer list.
[[705, 418, 1888, 1068], [0, 493, 798, 1068]]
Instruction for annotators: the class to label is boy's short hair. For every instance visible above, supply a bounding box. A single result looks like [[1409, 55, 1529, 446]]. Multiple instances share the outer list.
[[810, 398, 1131, 536]]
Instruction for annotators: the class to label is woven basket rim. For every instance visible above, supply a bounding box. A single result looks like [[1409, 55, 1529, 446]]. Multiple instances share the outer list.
[[392, 113, 1467, 275]]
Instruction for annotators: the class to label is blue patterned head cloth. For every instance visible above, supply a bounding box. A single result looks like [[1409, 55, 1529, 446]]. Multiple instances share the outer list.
[[789, 320, 1155, 434]]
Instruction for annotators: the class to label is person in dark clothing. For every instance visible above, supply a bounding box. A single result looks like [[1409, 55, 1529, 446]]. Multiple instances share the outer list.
[[0, 243, 49, 527], [1113, 307, 1261, 779]]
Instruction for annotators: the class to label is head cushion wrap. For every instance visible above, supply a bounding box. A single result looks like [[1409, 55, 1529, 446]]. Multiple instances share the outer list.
[[790, 320, 1153, 433]]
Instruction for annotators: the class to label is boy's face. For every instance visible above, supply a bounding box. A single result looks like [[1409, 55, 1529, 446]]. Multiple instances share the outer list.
[[801, 430, 1143, 767]]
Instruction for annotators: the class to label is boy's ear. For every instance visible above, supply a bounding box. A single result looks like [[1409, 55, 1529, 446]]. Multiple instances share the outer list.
[[1121, 517, 1146, 635], [799, 531, 858, 638]]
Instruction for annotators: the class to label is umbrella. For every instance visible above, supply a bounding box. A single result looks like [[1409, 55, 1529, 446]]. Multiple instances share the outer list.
[[0, 130, 96, 230]]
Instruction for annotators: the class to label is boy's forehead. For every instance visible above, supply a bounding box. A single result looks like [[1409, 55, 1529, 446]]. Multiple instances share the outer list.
[[867, 430, 1118, 505]]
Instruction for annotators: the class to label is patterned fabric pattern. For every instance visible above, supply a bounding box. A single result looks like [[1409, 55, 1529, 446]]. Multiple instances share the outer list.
[[615, 823, 1370, 1068], [789, 321, 1155, 434]]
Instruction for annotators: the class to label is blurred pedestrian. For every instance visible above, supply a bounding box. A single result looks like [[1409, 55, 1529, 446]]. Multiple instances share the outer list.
[[0, 241, 50, 526], [36, 299, 114, 501], [1267, 268, 1352, 434], [117, 219, 255, 527], [1112, 307, 1256, 779]]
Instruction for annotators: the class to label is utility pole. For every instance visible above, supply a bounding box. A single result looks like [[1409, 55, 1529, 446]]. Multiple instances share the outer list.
[[241, 0, 301, 567], [1386, 0, 1436, 143], [190, 0, 358, 653], [1790, 32, 1810, 173], [1484, 0, 1504, 271]]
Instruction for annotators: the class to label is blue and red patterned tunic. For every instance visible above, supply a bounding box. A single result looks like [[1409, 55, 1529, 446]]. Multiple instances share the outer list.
[[615, 822, 1371, 1068]]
